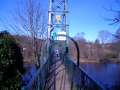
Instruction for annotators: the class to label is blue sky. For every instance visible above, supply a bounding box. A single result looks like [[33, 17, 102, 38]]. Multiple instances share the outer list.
[[0, 0, 119, 41]]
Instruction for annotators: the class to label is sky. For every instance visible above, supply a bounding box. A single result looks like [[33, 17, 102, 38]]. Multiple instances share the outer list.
[[0, 0, 120, 41]]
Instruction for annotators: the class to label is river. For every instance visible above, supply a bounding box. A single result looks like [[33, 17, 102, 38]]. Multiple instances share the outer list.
[[80, 63, 120, 89]]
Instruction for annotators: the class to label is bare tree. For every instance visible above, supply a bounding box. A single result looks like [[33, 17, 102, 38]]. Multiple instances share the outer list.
[[11, 0, 47, 67], [111, 29, 120, 57], [75, 33, 88, 58], [105, 0, 120, 59], [103, 0, 120, 25], [94, 39, 103, 60], [98, 30, 112, 44]]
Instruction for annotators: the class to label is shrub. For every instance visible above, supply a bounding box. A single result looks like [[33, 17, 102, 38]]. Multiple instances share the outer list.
[[105, 53, 118, 59], [0, 31, 25, 90]]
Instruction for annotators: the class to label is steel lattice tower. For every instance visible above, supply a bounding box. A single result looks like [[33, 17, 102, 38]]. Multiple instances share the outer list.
[[48, 0, 69, 40]]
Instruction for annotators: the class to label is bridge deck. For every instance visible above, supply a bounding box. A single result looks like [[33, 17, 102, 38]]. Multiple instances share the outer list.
[[44, 54, 71, 90]]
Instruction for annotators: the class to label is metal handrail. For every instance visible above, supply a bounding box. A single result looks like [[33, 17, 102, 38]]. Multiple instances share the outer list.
[[64, 56, 105, 90]]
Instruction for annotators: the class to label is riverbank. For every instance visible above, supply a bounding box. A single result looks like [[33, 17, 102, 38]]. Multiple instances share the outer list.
[[79, 58, 120, 63], [103, 58, 120, 63], [80, 58, 99, 63]]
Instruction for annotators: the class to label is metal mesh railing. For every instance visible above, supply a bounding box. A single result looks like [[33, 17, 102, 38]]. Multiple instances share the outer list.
[[63, 55, 105, 90], [23, 58, 50, 90]]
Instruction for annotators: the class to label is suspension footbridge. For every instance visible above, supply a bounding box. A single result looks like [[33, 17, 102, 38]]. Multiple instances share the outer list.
[[22, 0, 107, 90]]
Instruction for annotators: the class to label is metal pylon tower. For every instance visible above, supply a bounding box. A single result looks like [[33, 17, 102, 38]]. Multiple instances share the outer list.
[[48, 0, 69, 41]]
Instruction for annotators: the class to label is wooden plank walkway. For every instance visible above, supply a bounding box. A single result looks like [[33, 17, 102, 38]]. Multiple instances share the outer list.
[[45, 54, 71, 90]]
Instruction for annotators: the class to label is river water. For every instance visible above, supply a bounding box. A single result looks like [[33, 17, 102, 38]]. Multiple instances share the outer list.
[[80, 63, 120, 89]]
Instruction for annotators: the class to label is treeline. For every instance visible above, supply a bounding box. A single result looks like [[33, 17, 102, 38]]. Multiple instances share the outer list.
[[13, 35, 44, 65], [0, 31, 25, 89], [69, 29, 120, 63]]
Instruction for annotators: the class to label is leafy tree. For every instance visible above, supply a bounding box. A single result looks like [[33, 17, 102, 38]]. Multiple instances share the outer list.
[[0, 31, 25, 90]]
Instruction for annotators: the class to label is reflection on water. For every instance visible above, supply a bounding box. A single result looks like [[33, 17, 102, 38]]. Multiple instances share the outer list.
[[80, 63, 120, 89]]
